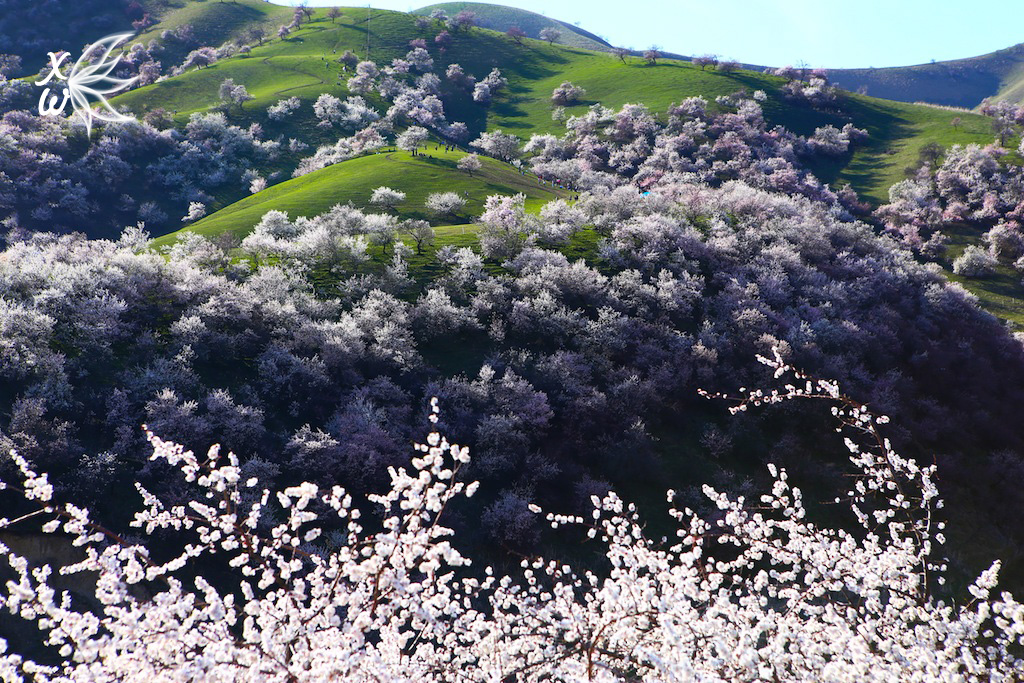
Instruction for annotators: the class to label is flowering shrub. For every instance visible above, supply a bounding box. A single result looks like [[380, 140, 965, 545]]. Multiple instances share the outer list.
[[181, 201, 206, 223], [370, 186, 406, 211], [176, 46, 219, 74], [479, 193, 536, 259], [472, 81, 492, 104], [313, 94, 379, 130], [471, 68, 508, 106], [984, 221, 1024, 259], [457, 153, 482, 174], [805, 123, 867, 156], [875, 142, 1024, 256], [2, 358, 1024, 681], [424, 191, 466, 219], [551, 81, 586, 106], [953, 244, 999, 277], [775, 67, 840, 109], [445, 63, 474, 89], [523, 93, 861, 200], [396, 126, 429, 155], [540, 27, 562, 45], [0, 110, 275, 236], [218, 79, 253, 111], [291, 126, 386, 177], [471, 130, 522, 162], [266, 96, 301, 121], [248, 175, 267, 194]]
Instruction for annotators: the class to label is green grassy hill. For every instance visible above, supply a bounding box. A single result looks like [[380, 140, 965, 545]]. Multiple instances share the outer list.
[[133, 0, 292, 67], [154, 147, 565, 248], [114, 2, 1022, 328], [991, 60, 1024, 106], [112, 4, 996, 211], [433, 42, 996, 203], [816, 96, 993, 203], [117, 7, 409, 123], [412, 2, 613, 52], [408, 1, 1024, 111], [408, 3, 1024, 110]]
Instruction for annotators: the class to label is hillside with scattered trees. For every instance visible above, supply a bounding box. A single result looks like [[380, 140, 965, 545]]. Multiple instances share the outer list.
[[3, 2, 1024, 679]]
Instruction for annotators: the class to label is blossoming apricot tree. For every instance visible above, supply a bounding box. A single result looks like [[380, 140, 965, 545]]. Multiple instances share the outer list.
[[1, 355, 1023, 681]]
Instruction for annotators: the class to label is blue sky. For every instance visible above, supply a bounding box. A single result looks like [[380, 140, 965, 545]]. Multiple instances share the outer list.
[[284, 0, 1024, 69]]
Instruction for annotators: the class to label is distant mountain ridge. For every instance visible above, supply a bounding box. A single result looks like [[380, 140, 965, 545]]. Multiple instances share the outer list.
[[826, 43, 1024, 109], [413, 2, 1024, 109], [412, 2, 613, 52]]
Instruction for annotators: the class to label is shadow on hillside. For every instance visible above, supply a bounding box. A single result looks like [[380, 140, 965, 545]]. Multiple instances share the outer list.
[[441, 88, 488, 137], [831, 65, 1004, 110], [813, 95, 916, 196], [453, 35, 565, 82], [964, 272, 1024, 300], [508, 59, 561, 81], [491, 99, 531, 126], [539, 51, 571, 65], [727, 73, 772, 92], [416, 155, 459, 171], [145, 3, 267, 68], [628, 61, 688, 70]]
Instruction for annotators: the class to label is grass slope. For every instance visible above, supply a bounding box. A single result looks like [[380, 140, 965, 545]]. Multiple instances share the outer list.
[[411, 2, 612, 52], [433, 38, 997, 203], [992, 60, 1024, 106], [412, 2, 1024, 111], [153, 146, 565, 248], [117, 7, 412, 124], [819, 97, 996, 203], [941, 224, 1024, 328]]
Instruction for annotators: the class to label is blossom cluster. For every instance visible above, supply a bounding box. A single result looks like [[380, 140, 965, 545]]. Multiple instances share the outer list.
[[2, 366, 1024, 681], [875, 139, 1024, 275], [521, 93, 867, 204], [0, 110, 278, 235]]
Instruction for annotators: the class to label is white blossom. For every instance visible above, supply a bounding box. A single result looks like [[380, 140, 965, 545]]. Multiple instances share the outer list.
[[1, 368, 1022, 681]]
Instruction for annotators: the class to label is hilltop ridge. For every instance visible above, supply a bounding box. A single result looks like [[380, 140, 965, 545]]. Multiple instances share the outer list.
[[412, 2, 613, 52], [827, 43, 1024, 109]]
